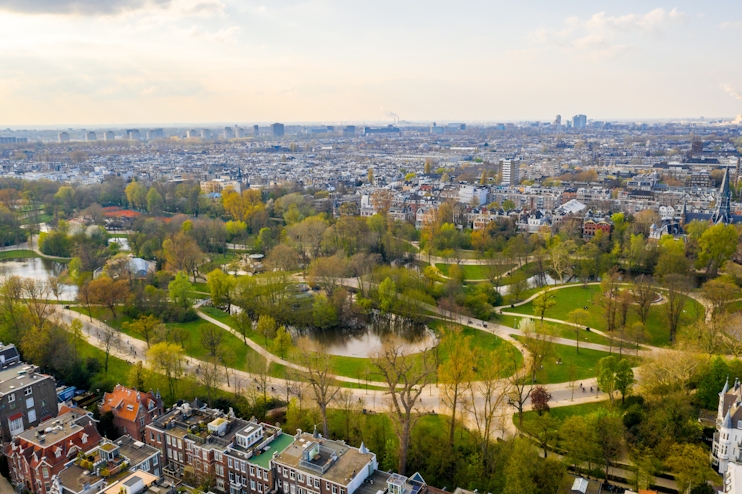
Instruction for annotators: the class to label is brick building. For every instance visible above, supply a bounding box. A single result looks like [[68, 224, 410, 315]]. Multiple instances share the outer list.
[[5, 407, 103, 494], [100, 385, 163, 441]]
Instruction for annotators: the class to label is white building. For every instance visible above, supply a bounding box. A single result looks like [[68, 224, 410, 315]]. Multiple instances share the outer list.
[[85, 131, 96, 141], [713, 378, 742, 474], [723, 463, 742, 493], [459, 185, 488, 206], [501, 159, 519, 186], [103, 131, 115, 141], [58, 131, 70, 143]]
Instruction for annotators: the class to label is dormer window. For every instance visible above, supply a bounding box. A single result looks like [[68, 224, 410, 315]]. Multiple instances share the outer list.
[[81, 433, 88, 444], [127, 405, 134, 411]]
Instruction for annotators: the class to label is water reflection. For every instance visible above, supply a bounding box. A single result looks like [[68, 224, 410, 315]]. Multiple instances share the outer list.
[[294, 313, 437, 358], [0, 258, 77, 300]]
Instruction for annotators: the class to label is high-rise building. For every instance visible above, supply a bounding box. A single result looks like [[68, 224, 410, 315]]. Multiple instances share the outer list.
[[146, 128, 164, 140], [572, 114, 587, 129], [253, 124, 260, 136], [103, 130, 115, 141], [501, 159, 520, 186], [126, 129, 140, 140], [200, 129, 211, 139], [430, 123, 444, 134], [271, 123, 284, 137], [187, 129, 199, 139], [342, 125, 356, 137], [224, 127, 235, 139], [554, 115, 562, 126], [235, 126, 246, 138], [84, 131, 96, 141], [58, 131, 70, 143]]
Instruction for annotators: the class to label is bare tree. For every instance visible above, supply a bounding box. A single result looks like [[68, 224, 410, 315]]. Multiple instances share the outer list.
[[246, 351, 271, 405], [199, 357, 223, 407], [336, 389, 365, 443], [100, 325, 121, 373], [723, 313, 742, 357], [507, 348, 533, 426], [371, 337, 434, 475], [438, 325, 476, 446], [297, 337, 340, 438], [465, 353, 511, 461], [664, 274, 692, 344], [633, 275, 655, 325], [200, 324, 223, 359]]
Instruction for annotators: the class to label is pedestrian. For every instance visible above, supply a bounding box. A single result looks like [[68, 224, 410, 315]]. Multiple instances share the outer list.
[[590, 386, 593, 392]]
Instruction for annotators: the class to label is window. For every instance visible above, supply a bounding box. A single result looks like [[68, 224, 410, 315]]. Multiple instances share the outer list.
[[178, 439, 182, 449], [241, 461, 246, 473], [314, 479, 320, 489], [178, 452, 183, 462], [251, 481, 256, 490], [25, 397, 33, 409], [42, 467, 49, 479], [278, 480, 283, 488], [150, 432, 155, 442], [228, 458, 233, 468], [203, 449, 208, 460], [167, 436, 172, 446], [81, 434, 87, 444], [27, 409, 36, 423], [290, 471, 296, 480], [230, 472, 235, 483], [215, 452, 222, 462], [140, 416, 145, 426], [250, 466, 255, 476], [258, 484, 263, 493], [153, 455, 158, 465], [283, 468, 288, 476], [24, 387, 32, 396], [216, 465, 224, 476], [298, 474, 304, 482], [332, 486, 338, 494], [8, 393, 15, 410]]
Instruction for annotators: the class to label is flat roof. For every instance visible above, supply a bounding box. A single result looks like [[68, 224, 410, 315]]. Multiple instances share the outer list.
[[249, 433, 294, 470]]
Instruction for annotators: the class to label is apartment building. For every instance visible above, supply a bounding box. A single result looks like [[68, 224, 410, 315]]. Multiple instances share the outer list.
[[0, 344, 58, 442], [5, 407, 103, 494]]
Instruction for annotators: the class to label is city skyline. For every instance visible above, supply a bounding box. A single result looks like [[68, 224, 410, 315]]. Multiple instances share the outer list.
[[1, 0, 742, 126]]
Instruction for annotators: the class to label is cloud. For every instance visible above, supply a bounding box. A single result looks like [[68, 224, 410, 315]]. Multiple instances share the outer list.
[[0, 0, 224, 16], [186, 25, 241, 43], [0, 0, 169, 15], [530, 7, 687, 56], [722, 83, 742, 102], [720, 21, 742, 29]]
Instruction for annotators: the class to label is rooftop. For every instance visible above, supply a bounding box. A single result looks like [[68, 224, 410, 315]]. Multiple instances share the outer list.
[[248, 432, 293, 469]]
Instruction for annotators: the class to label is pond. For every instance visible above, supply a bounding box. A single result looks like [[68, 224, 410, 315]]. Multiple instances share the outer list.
[[0, 257, 78, 300], [293, 314, 438, 358]]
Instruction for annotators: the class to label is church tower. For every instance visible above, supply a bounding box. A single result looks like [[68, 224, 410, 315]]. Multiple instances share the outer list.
[[711, 168, 732, 225]]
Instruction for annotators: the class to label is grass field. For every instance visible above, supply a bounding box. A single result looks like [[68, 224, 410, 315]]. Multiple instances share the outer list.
[[0, 249, 39, 260], [496, 314, 622, 347], [202, 306, 524, 381], [516, 400, 610, 430], [511, 336, 641, 384], [435, 263, 491, 280], [507, 284, 704, 347]]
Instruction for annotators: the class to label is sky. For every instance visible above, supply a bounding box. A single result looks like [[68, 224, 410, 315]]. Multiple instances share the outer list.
[[1, 0, 742, 127]]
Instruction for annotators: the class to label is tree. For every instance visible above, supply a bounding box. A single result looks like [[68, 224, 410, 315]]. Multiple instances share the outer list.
[[592, 409, 624, 482], [530, 385, 552, 415], [697, 223, 738, 276], [200, 324, 223, 359], [255, 315, 277, 345], [89, 276, 130, 318], [371, 337, 434, 475], [221, 187, 264, 223], [550, 240, 575, 284], [206, 269, 236, 312], [312, 295, 338, 329], [664, 273, 691, 343], [147, 342, 185, 400], [567, 308, 590, 353], [246, 350, 270, 406], [560, 416, 599, 474], [100, 325, 121, 373], [297, 338, 340, 438], [465, 353, 510, 460], [125, 180, 147, 210], [509, 272, 529, 302], [265, 243, 299, 271], [308, 255, 349, 296], [232, 310, 253, 344], [123, 314, 163, 349], [665, 443, 718, 493], [502, 438, 538, 494], [519, 319, 554, 383], [271, 326, 293, 359], [162, 232, 204, 282], [701, 278, 739, 325], [199, 357, 223, 407], [614, 358, 635, 403], [525, 413, 559, 459], [168, 271, 192, 309], [378, 277, 397, 313], [438, 326, 476, 446], [633, 275, 655, 325], [146, 187, 164, 214], [507, 348, 533, 426], [533, 288, 556, 322]]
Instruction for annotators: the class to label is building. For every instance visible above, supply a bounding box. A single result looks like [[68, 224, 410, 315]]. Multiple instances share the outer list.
[[254, 125, 260, 137], [101, 471, 174, 494], [501, 159, 519, 186], [58, 132, 70, 143], [224, 127, 235, 140], [272, 428, 378, 494], [146, 129, 164, 140], [723, 463, 742, 493], [572, 114, 587, 129], [99, 385, 163, 441], [430, 123, 444, 135], [363, 125, 401, 135], [582, 213, 613, 239], [713, 378, 742, 473], [187, 129, 199, 139], [126, 129, 141, 140], [103, 131, 115, 141], [5, 407, 103, 494], [271, 123, 285, 137], [201, 129, 212, 139], [459, 185, 488, 206], [85, 131, 96, 141], [342, 126, 356, 138], [0, 344, 58, 442]]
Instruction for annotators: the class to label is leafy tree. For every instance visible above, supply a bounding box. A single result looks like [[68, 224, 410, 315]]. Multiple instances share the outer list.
[[525, 413, 559, 459], [438, 326, 476, 446], [206, 269, 236, 312], [125, 180, 147, 210], [297, 338, 340, 438], [271, 326, 293, 359], [533, 289, 556, 322], [614, 359, 635, 404], [146, 187, 164, 214], [530, 385, 552, 415], [89, 276, 130, 318], [696, 357, 730, 409], [502, 438, 537, 494], [665, 443, 718, 493], [664, 273, 691, 344], [255, 315, 277, 344], [312, 295, 338, 329], [592, 409, 624, 482], [122, 314, 163, 349], [168, 271, 193, 309], [567, 308, 590, 353], [147, 342, 185, 400], [697, 223, 738, 276], [378, 277, 397, 313]]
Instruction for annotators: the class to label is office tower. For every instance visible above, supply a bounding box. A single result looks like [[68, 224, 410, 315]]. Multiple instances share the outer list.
[[103, 131, 115, 141], [223, 127, 235, 139], [501, 159, 519, 186], [58, 131, 70, 143], [271, 123, 284, 137], [85, 131, 96, 141], [235, 126, 245, 138], [200, 129, 211, 139], [126, 129, 140, 140], [253, 125, 260, 136], [342, 125, 356, 137], [554, 115, 561, 126], [572, 114, 587, 129], [146, 128, 164, 140], [187, 129, 199, 138]]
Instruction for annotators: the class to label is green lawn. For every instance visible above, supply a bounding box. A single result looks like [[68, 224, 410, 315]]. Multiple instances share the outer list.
[[512, 336, 641, 384], [727, 300, 742, 314], [435, 263, 496, 280], [516, 400, 610, 430], [0, 249, 39, 260], [202, 306, 524, 381], [495, 314, 622, 347], [508, 285, 704, 347], [70, 306, 269, 373]]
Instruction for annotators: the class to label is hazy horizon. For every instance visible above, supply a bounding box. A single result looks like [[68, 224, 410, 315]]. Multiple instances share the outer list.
[[2, 0, 742, 126]]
